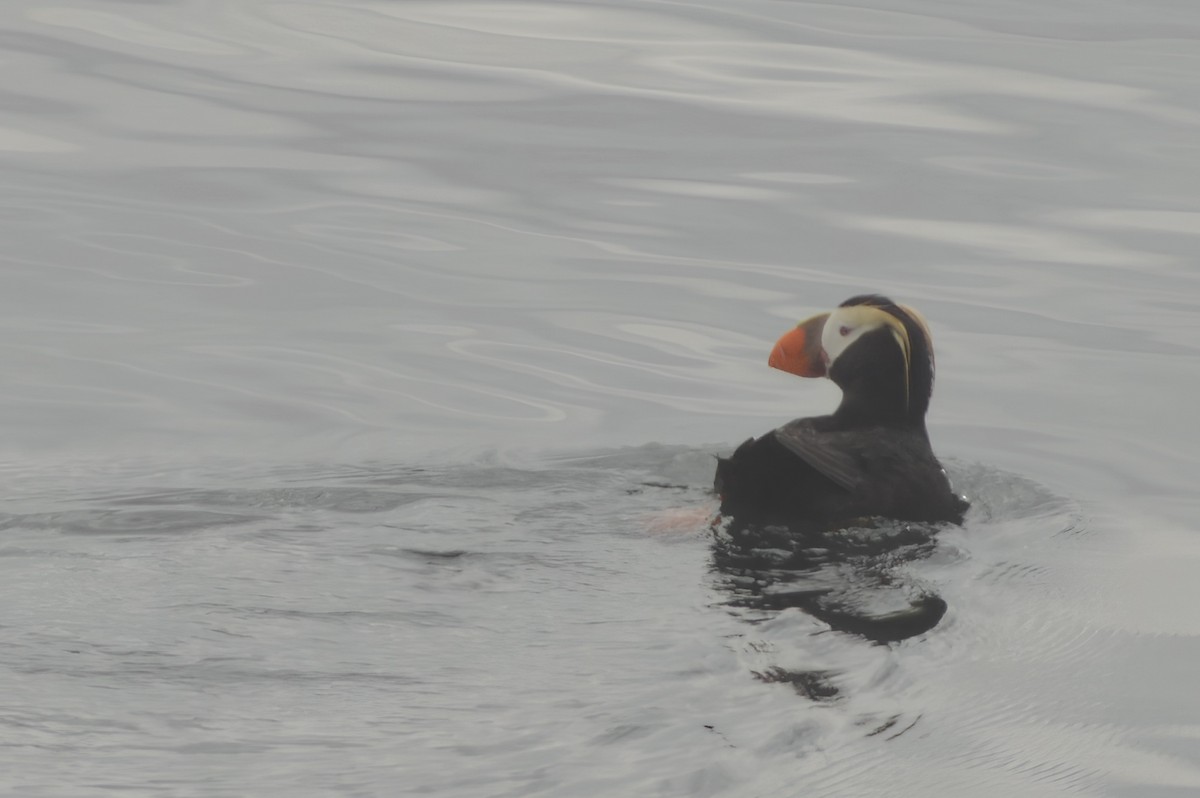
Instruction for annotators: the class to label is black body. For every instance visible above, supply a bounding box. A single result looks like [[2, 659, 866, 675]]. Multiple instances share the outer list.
[[715, 295, 967, 528]]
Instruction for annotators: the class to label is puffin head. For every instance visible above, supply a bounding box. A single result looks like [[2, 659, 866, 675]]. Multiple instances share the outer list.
[[768, 295, 936, 427]]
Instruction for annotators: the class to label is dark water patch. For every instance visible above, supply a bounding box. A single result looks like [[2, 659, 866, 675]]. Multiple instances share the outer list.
[[626, 481, 690, 494], [401, 547, 469, 559], [752, 666, 842, 701], [863, 713, 921, 740]]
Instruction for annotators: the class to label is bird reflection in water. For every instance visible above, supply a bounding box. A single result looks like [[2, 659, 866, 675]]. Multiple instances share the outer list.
[[710, 515, 947, 642], [709, 514, 949, 701]]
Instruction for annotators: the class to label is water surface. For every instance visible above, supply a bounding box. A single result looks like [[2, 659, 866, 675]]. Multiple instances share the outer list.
[[2, 1, 1200, 795]]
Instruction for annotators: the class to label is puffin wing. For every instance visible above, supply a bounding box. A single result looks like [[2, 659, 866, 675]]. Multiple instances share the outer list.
[[772, 426, 865, 492]]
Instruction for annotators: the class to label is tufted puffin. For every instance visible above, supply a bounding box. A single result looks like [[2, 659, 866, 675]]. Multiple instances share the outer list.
[[714, 294, 967, 528]]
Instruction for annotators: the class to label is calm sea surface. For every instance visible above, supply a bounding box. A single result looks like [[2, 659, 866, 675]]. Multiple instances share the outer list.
[[3, 1, 1200, 795]]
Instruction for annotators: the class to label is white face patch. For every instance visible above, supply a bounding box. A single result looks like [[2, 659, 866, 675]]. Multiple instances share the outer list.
[[820, 306, 889, 368]]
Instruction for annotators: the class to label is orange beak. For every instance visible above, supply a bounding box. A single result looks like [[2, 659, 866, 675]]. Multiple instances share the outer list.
[[768, 312, 829, 377]]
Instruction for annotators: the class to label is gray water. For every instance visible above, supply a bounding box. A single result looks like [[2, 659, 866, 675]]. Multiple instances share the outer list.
[[3, 1, 1200, 795]]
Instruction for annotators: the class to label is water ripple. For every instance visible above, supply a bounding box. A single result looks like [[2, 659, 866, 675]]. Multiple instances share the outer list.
[[3, 0, 1200, 794]]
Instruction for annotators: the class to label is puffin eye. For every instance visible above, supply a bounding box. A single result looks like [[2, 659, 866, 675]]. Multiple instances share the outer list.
[[839, 325, 852, 337]]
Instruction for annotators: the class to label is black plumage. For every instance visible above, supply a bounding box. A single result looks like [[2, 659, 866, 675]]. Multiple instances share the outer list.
[[714, 295, 966, 528]]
